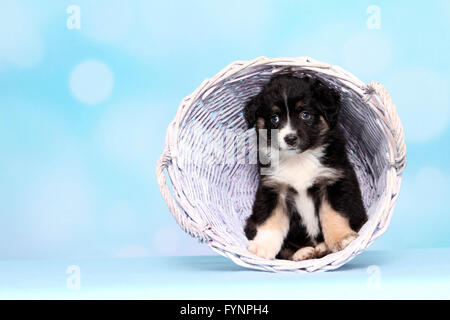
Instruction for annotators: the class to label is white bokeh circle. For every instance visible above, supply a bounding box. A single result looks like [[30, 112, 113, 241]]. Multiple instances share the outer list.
[[70, 60, 114, 105]]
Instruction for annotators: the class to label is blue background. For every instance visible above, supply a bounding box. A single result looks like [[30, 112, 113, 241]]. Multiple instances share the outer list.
[[1, 0, 449, 260]]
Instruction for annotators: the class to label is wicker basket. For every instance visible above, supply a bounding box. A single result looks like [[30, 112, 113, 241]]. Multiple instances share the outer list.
[[156, 56, 406, 272]]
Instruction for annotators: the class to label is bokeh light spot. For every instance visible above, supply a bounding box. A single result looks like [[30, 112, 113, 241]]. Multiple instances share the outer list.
[[70, 60, 114, 105]]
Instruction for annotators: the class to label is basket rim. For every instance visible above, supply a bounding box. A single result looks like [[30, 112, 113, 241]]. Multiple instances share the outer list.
[[156, 56, 407, 272]]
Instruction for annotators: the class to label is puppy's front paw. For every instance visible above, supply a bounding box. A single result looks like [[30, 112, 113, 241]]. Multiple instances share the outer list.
[[292, 246, 316, 261], [328, 232, 358, 253], [314, 242, 329, 258], [247, 239, 280, 260]]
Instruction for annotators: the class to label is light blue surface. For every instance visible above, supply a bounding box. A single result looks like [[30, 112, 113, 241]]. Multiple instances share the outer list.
[[0, 1, 450, 263], [1, 249, 449, 299]]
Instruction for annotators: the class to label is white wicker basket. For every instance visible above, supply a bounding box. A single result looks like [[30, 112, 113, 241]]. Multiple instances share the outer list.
[[156, 56, 406, 272]]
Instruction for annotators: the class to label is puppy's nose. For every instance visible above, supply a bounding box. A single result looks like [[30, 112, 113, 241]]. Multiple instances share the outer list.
[[284, 134, 298, 146]]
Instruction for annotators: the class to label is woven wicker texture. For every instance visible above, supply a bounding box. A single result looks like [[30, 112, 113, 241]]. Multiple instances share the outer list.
[[156, 57, 406, 272]]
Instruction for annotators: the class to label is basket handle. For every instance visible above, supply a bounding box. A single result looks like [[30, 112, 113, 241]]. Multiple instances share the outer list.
[[366, 81, 407, 175], [155, 147, 209, 240]]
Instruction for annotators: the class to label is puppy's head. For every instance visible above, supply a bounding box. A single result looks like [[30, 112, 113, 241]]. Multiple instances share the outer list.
[[244, 75, 340, 153]]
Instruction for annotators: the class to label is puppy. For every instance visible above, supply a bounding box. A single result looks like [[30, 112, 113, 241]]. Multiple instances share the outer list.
[[243, 74, 367, 261]]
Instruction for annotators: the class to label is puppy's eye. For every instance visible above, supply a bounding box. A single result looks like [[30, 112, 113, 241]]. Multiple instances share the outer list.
[[300, 111, 312, 121], [270, 114, 280, 125]]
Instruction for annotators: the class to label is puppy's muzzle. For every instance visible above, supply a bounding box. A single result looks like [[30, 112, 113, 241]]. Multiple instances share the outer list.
[[284, 134, 298, 147]]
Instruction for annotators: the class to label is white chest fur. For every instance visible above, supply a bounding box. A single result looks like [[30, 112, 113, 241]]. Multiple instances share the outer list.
[[268, 147, 336, 190], [265, 147, 340, 239]]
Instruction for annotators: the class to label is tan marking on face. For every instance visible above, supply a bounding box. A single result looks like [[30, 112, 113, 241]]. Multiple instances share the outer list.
[[319, 200, 357, 253], [295, 101, 305, 109], [256, 117, 265, 129], [272, 105, 281, 113], [319, 116, 329, 134]]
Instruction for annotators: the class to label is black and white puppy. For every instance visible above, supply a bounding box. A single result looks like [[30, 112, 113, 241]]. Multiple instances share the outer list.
[[243, 75, 367, 261]]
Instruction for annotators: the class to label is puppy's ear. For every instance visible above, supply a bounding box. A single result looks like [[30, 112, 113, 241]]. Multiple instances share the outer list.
[[312, 80, 341, 128], [243, 96, 260, 128]]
